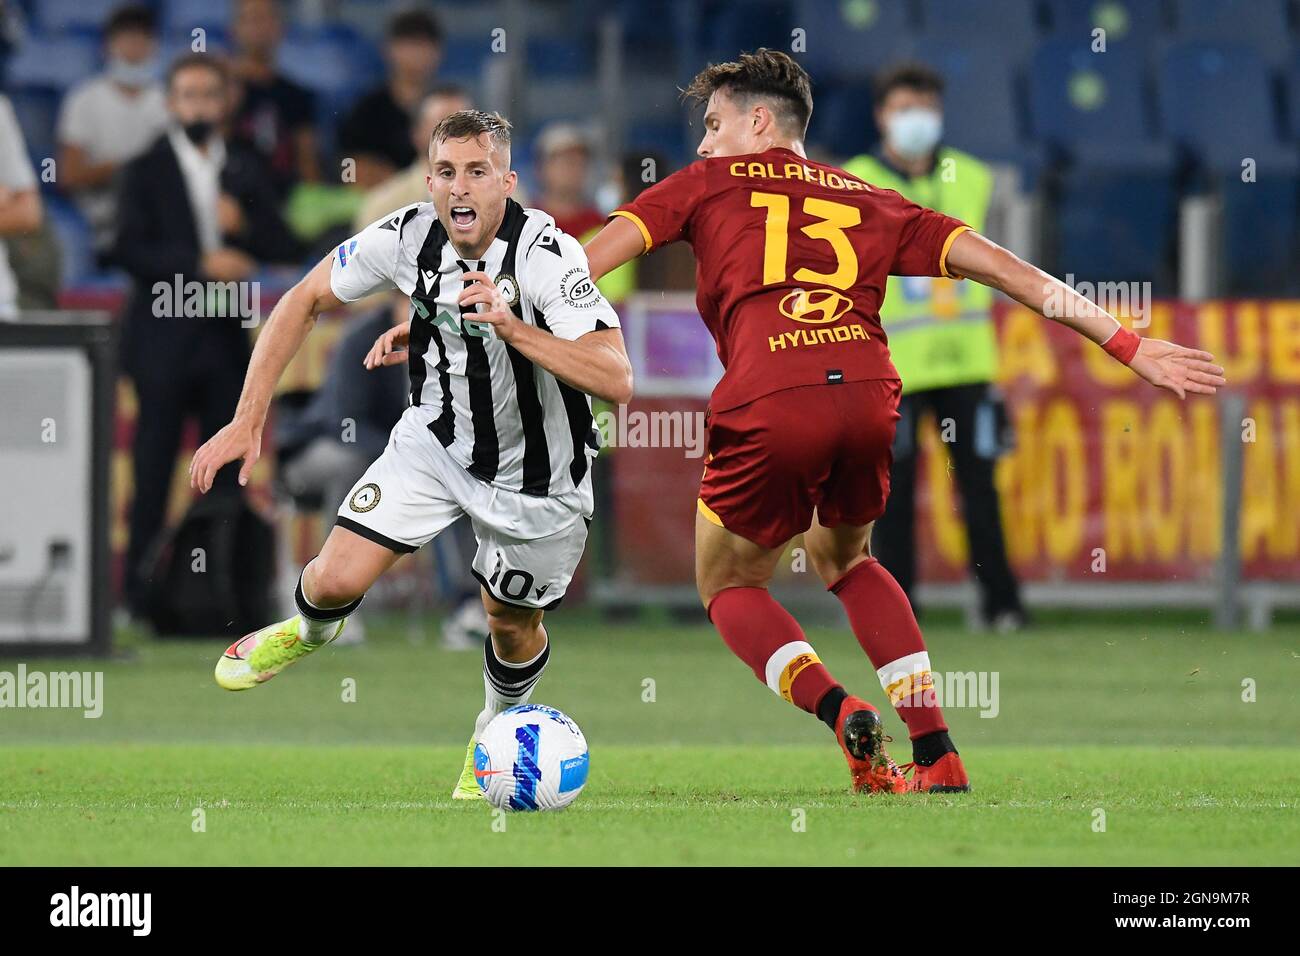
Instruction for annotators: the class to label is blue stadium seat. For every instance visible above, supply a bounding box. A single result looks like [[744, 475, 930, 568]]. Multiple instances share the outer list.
[[7, 34, 99, 91], [1160, 43, 1299, 294], [1158, 43, 1284, 169], [1171, 0, 1293, 66], [1053, 168, 1176, 292], [439, 32, 495, 83], [626, 118, 688, 166], [44, 196, 97, 287], [34, 0, 122, 34], [699, 0, 796, 64], [1040, 0, 1165, 48], [909, 37, 1031, 169], [916, 0, 1041, 66], [806, 77, 877, 159], [163, 0, 233, 37], [1287, 51, 1300, 140], [527, 35, 597, 79], [1029, 37, 1153, 157], [792, 0, 914, 82], [277, 26, 383, 100], [7, 87, 60, 167]]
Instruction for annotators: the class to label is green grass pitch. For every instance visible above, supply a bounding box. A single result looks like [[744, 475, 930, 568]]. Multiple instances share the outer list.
[[1, 609, 1296, 865]]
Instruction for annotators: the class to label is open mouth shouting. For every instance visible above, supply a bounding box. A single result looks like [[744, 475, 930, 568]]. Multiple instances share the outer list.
[[450, 205, 478, 232]]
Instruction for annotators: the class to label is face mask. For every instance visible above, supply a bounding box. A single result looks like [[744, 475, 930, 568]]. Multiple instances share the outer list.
[[107, 57, 158, 89], [886, 108, 943, 160], [181, 120, 215, 145]]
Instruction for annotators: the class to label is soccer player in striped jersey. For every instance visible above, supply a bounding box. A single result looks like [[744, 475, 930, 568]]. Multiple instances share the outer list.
[[190, 110, 632, 799], [583, 51, 1225, 794]]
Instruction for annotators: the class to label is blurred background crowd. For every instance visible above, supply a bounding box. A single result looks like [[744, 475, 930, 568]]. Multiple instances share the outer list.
[[0, 0, 1296, 646]]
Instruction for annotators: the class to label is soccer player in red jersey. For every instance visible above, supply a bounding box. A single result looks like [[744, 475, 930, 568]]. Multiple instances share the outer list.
[[583, 50, 1225, 794]]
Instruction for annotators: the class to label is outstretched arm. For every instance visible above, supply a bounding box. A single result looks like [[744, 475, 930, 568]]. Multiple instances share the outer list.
[[945, 230, 1226, 398]]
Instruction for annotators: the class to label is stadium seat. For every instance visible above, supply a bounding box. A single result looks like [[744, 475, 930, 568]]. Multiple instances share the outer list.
[[1052, 167, 1177, 293], [792, 0, 915, 82], [1160, 43, 1299, 294], [7, 87, 60, 168], [1158, 43, 1285, 169], [1039, 0, 1165, 48], [699, 0, 796, 64], [163, 0, 234, 37], [1171, 0, 1293, 66], [916, 0, 1041, 67], [527, 35, 597, 78], [806, 77, 878, 160], [43, 196, 97, 287], [1029, 37, 1153, 157], [909, 37, 1034, 171], [277, 26, 383, 101], [6, 34, 99, 91], [33, 0, 122, 34], [438, 31, 496, 83], [1287, 50, 1300, 141]]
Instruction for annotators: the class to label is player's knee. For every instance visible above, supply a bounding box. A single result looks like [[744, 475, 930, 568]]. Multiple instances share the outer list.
[[485, 605, 542, 654], [302, 558, 366, 608]]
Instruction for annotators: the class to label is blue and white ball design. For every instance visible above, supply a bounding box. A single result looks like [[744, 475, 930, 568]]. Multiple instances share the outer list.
[[474, 705, 589, 811]]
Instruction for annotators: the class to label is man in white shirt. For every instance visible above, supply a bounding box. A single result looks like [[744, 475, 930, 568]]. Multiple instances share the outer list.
[[0, 93, 42, 321], [56, 4, 168, 259]]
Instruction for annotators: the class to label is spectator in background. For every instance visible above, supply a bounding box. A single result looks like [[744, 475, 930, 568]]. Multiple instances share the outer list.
[[0, 92, 42, 320], [534, 122, 604, 239], [845, 63, 1026, 631], [55, 4, 168, 262], [353, 83, 470, 230], [337, 8, 442, 189], [230, 0, 320, 197], [112, 54, 299, 614]]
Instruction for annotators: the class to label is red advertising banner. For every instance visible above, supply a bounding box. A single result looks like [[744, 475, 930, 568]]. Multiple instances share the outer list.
[[609, 300, 1300, 588]]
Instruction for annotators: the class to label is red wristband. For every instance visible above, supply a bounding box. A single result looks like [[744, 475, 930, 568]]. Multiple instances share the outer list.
[[1101, 326, 1140, 365]]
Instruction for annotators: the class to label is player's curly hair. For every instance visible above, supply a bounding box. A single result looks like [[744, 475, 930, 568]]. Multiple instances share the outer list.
[[430, 109, 513, 156], [683, 49, 813, 136]]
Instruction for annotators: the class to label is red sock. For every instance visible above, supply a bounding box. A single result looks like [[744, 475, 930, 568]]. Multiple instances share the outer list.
[[707, 587, 841, 716], [829, 558, 948, 740]]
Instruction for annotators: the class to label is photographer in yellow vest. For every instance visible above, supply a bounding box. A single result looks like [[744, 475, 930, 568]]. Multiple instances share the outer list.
[[846, 63, 1026, 631]]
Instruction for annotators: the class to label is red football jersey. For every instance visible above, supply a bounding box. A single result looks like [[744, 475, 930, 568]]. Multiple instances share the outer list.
[[612, 146, 970, 411]]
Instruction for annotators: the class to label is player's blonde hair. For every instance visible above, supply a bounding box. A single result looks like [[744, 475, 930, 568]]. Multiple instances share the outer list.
[[430, 109, 513, 162], [683, 48, 814, 135]]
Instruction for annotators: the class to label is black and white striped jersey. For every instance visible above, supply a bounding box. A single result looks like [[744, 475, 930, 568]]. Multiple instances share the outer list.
[[329, 199, 620, 501]]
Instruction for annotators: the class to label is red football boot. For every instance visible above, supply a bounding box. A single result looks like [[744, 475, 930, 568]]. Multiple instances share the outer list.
[[902, 752, 971, 793], [835, 696, 907, 794]]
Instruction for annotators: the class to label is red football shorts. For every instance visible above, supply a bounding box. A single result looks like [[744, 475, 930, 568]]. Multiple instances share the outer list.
[[698, 379, 902, 550]]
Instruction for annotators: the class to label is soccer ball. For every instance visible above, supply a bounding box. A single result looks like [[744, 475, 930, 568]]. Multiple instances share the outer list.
[[473, 705, 589, 811]]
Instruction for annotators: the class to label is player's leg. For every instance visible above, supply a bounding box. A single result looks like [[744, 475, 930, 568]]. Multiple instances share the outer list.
[[804, 516, 968, 792], [696, 513, 904, 794], [867, 391, 921, 613], [451, 508, 587, 799], [216, 410, 458, 690], [215, 525, 401, 690], [808, 379, 969, 791]]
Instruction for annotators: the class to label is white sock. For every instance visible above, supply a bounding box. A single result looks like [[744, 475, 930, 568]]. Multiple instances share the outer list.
[[475, 633, 550, 737]]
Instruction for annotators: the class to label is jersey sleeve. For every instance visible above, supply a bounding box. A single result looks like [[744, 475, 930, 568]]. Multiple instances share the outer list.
[[328, 207, 412, 302], [523, 224, 621, 341], [609, 160, 708, 251], [888, 194, 971, 279]]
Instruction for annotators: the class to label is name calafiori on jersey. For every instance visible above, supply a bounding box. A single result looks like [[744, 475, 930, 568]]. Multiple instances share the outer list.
[[728, 160, 871, 191]]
